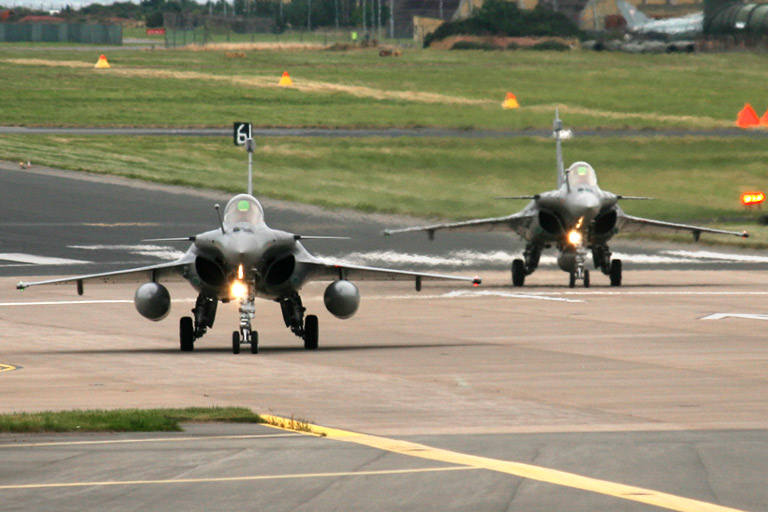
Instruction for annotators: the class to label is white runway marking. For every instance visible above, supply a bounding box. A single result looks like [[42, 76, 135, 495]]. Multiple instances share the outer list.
[[0, 298, 196, 307], [69, 244, 185, 260], [701, 313, 768, 321], [0, 253, 90, 265], [320, 248, 768, 268]]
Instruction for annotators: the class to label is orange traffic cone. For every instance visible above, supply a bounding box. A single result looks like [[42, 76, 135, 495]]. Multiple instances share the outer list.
[[94, 54, 110, 68], [501, 92, 519, 109], [278, 71, 293, 86], [736, 103, 759, 128], [760, 108, 768, 127]]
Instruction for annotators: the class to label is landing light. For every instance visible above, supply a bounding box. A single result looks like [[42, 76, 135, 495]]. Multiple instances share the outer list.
[[741, 191, 765, 206], [231, 280, 248, 300], [567, 230, 582, 246]]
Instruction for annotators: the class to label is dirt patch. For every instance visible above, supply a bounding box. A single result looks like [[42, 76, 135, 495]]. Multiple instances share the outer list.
[[429, 35, 580, 50]]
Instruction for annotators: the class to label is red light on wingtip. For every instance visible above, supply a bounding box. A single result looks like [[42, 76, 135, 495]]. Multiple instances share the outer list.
[[741, 192, 765, 206], [473, 276, 481, 287]]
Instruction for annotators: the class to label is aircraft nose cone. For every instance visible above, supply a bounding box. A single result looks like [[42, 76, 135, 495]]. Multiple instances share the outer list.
[[569, 192, 601, 221]]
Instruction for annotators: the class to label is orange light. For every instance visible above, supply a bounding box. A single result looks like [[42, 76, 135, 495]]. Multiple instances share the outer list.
[[741, 192, 765, 206], [231, 280, 248, 300], [567, 230, 582, 246], [237, 264, 244, 280]]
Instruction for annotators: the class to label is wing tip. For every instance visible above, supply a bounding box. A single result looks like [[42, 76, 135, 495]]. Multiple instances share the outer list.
[[16, 282, 27, 291]]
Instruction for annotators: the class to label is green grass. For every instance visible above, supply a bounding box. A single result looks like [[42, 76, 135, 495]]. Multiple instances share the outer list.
[[2, 48, 767, 247], [1, 48, 766, 130], [2, 133, 766, 228], [0, 407, 263, 433]]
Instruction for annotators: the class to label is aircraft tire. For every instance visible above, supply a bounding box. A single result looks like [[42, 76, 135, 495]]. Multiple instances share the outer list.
[[512, 259, 526, 287], [583, 270, 590, 288], [304, 315, 319, 350], [180, 317, 194, 352], [569, 272, 576, 288], [610, 259, 622, 287], [250, 331, 259, 354], [232, 331, 241, 354]]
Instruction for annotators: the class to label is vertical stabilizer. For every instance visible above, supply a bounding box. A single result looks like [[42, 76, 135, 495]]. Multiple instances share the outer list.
[[617, 0, 652, 29], [554, 109, 566, 189]]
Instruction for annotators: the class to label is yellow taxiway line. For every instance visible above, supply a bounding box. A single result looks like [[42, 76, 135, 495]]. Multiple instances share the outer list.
[[0, 364, 17, 373], [261, 414, 749, 512]]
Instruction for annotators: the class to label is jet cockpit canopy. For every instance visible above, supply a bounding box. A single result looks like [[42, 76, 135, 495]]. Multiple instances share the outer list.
[[223, 194, 266, 228], [568, 162, 598, 188]]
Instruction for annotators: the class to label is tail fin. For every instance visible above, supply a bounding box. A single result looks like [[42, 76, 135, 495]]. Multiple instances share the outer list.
[[617, 0, 651, 29], [554, 109, 566, 189]]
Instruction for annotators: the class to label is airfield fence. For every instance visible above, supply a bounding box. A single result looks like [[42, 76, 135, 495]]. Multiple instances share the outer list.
[[162, 13, 411, 48], [0, 22, 122, 44]]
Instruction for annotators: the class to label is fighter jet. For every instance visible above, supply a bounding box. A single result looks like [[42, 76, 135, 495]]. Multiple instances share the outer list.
[[617, 0, 703, 38], [384, 112, 748, 288], [17, 150, 481, 354]]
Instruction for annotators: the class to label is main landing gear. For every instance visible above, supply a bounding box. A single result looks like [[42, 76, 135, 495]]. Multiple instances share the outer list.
[[511, 244, 542, 287], [279, 293, 319, 350], [593, 245, 622, 287], [179, 294, 218, 352], [179, 290, 320, 354]]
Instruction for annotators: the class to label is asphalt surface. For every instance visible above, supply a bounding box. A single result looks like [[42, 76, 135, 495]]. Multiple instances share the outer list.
[[1, 163, 767, 512]]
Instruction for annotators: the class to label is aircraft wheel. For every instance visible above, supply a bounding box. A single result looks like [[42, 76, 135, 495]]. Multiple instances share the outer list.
[[610, 259, 622, 287], [511, 259, 526, 287], [583, 270, 590, 288], [304, 315, 319, 350], [250, 331, 259, 354], [232, 331, 241, 354], [569, 272, 576, 288], [180, 317, 194, 352]]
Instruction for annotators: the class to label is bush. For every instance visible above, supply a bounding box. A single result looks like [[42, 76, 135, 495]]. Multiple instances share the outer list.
[[506, 41, 519, 50], [450, 40, 499, 50], [528, 40, 570, 51]]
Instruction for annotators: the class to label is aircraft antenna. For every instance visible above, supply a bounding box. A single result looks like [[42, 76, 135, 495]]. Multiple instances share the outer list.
[[214, 204, 225, 234], [245, 138, 256, 196]]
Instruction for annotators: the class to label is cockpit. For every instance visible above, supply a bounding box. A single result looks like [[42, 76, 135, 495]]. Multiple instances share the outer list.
[[567, 162, 598, 188], [223, 194, 266, 227]]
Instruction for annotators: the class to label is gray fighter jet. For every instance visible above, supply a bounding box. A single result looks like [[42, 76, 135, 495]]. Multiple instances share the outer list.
[[17, 165, 480, 354], [385, 112, 748, 288]]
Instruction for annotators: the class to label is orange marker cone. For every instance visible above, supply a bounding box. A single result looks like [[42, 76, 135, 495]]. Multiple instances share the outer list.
[[501, 92, 519, 109], [760, 108, 768, 128], [94, 54, 110, 68], [736, 103, 759, 128], [278, 71, 293, 86]]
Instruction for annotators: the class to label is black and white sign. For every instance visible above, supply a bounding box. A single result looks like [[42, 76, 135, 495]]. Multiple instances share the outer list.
[[233, 122, 252, 146]]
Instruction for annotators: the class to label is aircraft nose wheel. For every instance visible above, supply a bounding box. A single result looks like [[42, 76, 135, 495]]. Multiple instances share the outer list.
[[232, 327, 259, 354], [569, 269, 590, 288]]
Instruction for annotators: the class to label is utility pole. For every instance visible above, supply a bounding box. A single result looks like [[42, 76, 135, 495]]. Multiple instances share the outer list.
[[362, 0, 367, 37], [388, 0, 393, 38]]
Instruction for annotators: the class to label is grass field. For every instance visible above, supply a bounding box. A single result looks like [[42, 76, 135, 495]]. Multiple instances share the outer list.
[[1, 47, 766, 130], [0, 407, 263, 433], [1, 47, 767, 243]]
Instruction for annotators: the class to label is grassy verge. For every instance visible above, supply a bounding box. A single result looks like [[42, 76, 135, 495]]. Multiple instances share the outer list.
[[1, 134, 766, 224], [0, 407, 263, 433], [1, 48, 766, 130]]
